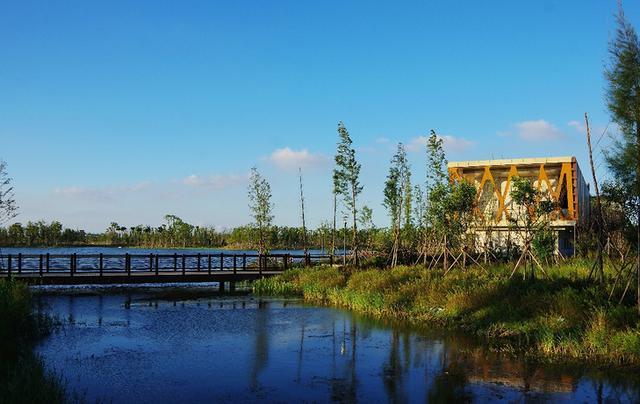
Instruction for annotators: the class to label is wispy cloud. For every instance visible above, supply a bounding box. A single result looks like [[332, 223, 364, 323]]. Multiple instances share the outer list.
[[406, 134, 474, 153], [54, 181, 153, 202], [266, 147, 329, 171], [567, 120, 586, 133], [514, 119, 562, 141], [181, 173, 248, 189], [54, 172, 248, 202]]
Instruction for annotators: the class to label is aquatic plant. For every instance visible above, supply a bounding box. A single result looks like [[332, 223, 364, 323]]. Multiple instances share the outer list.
[[0, 279, 66, 403]]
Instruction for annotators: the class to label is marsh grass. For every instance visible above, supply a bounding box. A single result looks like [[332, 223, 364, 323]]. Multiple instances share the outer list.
[[0, 279, 66, 404], [254, 259, 640, 367]]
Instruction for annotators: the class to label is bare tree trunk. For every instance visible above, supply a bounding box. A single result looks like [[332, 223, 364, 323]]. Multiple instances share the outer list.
[[443, 234, 448, 271], [332, 193, 337, 264], [351, 185, 359, 267], [299, 168, 308, 255], [585, 112, 604, 283]]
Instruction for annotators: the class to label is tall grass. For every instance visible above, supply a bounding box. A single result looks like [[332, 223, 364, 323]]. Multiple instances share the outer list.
[[0, 279, 66, 404], [254, 260, 640, 367]]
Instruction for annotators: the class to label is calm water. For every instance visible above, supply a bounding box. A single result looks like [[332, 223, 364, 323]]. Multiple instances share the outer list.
[[35, 290, 640, 403]]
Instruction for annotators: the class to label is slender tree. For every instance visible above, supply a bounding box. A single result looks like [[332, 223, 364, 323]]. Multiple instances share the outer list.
[[248, 167, 274, 255], [0, 160, 17, 267], [604, 6, 640, 312], [425, 131, 449, 268], [298, 167, 308, 255], [334, 122, 363, 266], [331, 170, 344, 264], [0, 161, 18, 226], [384, 143, 410, 266], [358, 205, 374, 252], [508, 177, 555, 280]]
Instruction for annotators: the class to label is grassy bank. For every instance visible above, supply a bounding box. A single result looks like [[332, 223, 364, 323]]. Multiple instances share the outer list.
[[254, 260, 640, 367], [0, 279, 65, 404]]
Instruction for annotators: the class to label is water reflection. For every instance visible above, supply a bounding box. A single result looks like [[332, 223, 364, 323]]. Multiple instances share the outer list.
[[35, 292, 640, 403]]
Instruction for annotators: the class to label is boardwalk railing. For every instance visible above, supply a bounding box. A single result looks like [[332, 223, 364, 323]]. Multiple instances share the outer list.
[[0, 252, 332, 284]]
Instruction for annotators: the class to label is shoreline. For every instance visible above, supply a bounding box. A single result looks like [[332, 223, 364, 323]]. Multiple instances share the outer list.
[[253, 262, 640, 370]]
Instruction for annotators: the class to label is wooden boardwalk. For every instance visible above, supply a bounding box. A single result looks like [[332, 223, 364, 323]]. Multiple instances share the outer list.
[[0, 252, 331, 285]]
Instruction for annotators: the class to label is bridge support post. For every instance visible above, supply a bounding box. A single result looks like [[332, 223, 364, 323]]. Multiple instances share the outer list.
[[126, 253, 130, 277]]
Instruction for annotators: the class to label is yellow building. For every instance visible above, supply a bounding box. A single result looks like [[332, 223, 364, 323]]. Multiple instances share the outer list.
[[448, 156, 590, 256]]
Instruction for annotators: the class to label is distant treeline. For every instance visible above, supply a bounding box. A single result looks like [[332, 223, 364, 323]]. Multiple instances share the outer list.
[[0, 214, 390, 251]]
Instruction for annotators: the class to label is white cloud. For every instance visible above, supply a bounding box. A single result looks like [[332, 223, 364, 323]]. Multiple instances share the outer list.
[[514, 120, 562, 141], [266, 147, 328, 171], [567, 120, 585, 133], [406, 134, 473, 153], [375, 137, 390, 144], [181, 173, 247, 189]]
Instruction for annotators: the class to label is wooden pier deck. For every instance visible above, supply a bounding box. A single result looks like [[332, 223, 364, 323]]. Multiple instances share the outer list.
[[0, 252, 331, 285]]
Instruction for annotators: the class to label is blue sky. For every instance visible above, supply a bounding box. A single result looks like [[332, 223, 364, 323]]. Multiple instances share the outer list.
[[0, 1, 633, 231]]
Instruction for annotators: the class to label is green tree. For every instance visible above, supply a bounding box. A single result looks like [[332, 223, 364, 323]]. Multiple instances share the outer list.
[[0, 161, 17, 226], [358, 205, 374, 252], [604, 6, 640, 310], [508, 177, 555, 280], [384, 143, 410, 266], [425, 131, 476, 271], [248, 167, 273, 254], [334, 122, 363, 266]]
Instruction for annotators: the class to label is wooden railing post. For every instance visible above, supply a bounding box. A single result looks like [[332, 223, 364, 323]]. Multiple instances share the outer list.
[[233, 255, 237, 274], [99, 253, 103, 277], [197, 253, 201, 272], [39, 254, 43, 277], [182, 255, 186, 276], [7, 255, 11, 279], [17, 253, 22, 274], [149, 253, 154, 273], [155, 255, 159, 274], [207, 254, 212, 275], [219, 253, 224, 271], [173, 253, 177, 272], [243, 253, 246, 271], [126, 253, 131, 276], [46, 253, 50, 273], [259, 254, 263, 276]]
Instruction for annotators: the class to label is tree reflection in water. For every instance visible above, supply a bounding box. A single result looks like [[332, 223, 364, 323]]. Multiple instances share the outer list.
[[34, 294, 640, 403]]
